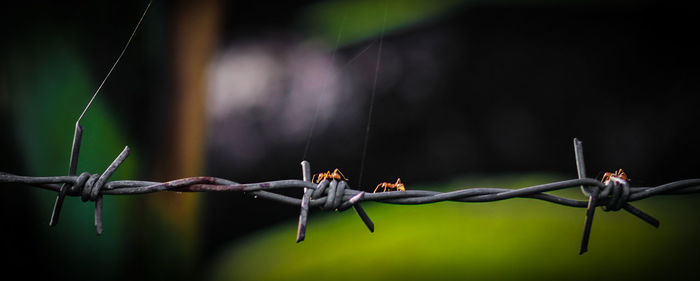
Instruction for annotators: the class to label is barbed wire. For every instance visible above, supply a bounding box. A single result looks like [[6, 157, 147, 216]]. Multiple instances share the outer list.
[[6, 1, 697, 258], [1, 138, 699, 254]]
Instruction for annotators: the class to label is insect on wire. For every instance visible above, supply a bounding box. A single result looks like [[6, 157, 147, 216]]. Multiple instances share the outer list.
[[2, 138, 700, 253], [2, 1, 700, 255]]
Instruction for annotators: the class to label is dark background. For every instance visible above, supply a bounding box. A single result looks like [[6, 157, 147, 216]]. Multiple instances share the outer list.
[[1, 0, 698, 280]]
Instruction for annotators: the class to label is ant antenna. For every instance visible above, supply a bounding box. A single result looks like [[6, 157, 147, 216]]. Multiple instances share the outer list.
[[49, 1, 152, 227]]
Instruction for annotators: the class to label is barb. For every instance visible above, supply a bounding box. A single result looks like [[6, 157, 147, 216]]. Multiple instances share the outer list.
[[49, 0, 150, 228], [1, 139, 699, 253]]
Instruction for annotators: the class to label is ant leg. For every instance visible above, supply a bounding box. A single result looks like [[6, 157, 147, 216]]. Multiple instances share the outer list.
[[373, 184, 382, 193], [336, 169, 349, 181]]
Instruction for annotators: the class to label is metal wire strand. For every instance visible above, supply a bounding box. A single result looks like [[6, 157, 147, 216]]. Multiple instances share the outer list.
[[1, 139, 699, 253]]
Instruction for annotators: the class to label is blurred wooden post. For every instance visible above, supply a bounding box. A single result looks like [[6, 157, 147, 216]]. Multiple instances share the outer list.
[[150, 0, 221, 277]]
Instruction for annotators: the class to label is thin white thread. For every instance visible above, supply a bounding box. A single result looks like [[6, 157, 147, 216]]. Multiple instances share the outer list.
[[357, 4, 388, 189], [302, 16, 347, 160], [77, 1, 152, 124]]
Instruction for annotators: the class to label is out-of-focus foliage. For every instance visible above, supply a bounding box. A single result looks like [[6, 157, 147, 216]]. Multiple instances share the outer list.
[[300, 0, 637, 46], [5, 35, 139, 278], [209, 175, 700, 281], [302, 0, 467, 46]]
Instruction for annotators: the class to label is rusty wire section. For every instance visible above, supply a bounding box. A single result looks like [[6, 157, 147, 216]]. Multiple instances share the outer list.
[[8, 2, 698, 256], [1, 139, 700, 254]]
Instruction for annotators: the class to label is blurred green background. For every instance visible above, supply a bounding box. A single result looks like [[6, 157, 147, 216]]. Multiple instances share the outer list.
[[209, 175, 700, 281], [1, 0, 698, 280]]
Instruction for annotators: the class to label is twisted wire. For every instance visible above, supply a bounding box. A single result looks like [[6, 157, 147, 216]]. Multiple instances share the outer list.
[[4, 173, 699, 206], [1, 139, 700, 254], [5, 1, 695, 258]]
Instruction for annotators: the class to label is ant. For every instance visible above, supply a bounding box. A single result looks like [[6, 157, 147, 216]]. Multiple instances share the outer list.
[[373, 178, 406, 193], [312, 168, 349, 183], [601, 169, 630, 184]]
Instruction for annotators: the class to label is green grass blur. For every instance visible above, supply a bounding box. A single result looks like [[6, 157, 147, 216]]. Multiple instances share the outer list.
[[208, 175, 700, 281]]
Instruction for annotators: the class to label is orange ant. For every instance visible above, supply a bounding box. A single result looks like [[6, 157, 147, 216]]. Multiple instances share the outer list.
[[373, 178, 406, 193], [601, 169, 630, 184], [312, 168, 349, 183]]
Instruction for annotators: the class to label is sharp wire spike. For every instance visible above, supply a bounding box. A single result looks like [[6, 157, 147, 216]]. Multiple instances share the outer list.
[[297, 161, 313, 242], [49, 124, 83, 226], [48, 1, 151, 228], [580, 189, 598, 255], [574, 138, 596, 255]]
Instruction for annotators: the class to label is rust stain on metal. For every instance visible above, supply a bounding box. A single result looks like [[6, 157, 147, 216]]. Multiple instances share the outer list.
[[185, 184, 245, 192], [165, 176, 217, 187]]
